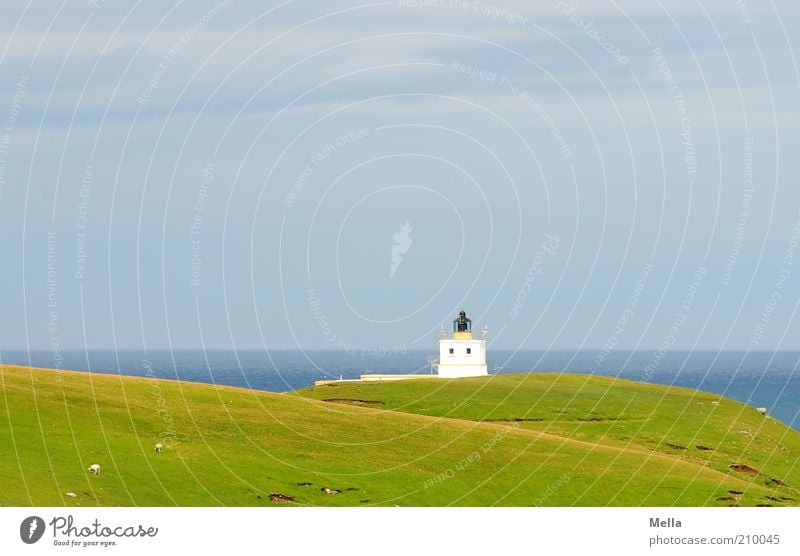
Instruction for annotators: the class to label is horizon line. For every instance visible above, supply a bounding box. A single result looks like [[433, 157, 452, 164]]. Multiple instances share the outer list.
[[3, 347, 799, 353]]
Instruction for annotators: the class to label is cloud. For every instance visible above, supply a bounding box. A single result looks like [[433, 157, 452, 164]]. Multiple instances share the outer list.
[[0, 0, 797, 350]]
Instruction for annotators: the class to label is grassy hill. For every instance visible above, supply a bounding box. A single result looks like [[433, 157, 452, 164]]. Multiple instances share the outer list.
[[1, 365, 798, 506]]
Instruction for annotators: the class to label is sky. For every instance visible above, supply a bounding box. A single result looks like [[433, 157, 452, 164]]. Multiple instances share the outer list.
[[0, 0, 799, 355]]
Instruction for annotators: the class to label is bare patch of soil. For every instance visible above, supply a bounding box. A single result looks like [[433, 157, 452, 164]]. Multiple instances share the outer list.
[[485, 418, 544, 423], [323, 399, 385, 406], [269, 493, 296, 504], [729, 464, 760, 475], [577, 417, 619, 422]]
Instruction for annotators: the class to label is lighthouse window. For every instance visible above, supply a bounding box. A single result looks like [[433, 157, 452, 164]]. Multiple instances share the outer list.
[[448, 348, 454, 356], [466, 348, 472, 355]]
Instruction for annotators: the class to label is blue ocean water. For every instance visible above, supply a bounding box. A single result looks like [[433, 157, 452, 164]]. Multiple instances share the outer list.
[[3, 349, 799, 430]]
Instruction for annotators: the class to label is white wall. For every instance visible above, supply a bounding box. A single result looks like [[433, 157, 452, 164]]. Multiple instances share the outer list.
[[437, 338, 487, 378]]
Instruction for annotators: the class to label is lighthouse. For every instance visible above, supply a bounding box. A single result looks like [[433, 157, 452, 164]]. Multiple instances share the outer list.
[[436, 311, 488, 378]]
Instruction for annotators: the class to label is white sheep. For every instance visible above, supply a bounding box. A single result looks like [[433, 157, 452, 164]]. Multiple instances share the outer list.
[[757, 407, 768, 416], [155, 442, 164, 454], [88, 464, 101, 475]]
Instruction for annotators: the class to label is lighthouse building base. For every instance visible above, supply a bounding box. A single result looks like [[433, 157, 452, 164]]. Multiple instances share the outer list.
[[437, 336, 488, 379], [437, 364, 488, 378]]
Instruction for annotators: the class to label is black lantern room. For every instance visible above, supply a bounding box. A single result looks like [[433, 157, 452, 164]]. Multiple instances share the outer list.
[[453, 310, 472, 333]]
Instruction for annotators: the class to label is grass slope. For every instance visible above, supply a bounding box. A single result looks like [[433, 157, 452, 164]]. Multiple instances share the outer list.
[[298, 373, 800, 506], [1, 365, 797, 506]]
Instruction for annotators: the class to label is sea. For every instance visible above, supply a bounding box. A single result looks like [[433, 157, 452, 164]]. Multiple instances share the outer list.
[[2, 349, 798, 430]]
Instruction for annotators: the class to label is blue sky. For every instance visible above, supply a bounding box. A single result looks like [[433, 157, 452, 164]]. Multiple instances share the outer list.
[[1, 0, 799, 353]]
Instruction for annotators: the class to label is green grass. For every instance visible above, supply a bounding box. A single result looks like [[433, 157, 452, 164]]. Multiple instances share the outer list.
[[1, 365, 798, 506]]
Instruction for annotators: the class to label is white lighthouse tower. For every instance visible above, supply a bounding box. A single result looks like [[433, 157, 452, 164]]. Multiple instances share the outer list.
[[436, 311, 488, 378]]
